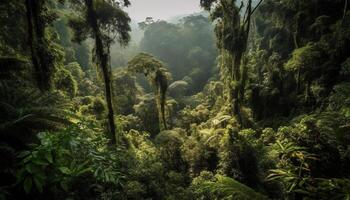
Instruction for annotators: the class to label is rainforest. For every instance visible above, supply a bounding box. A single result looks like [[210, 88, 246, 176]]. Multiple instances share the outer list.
[[1, 0, 350, 199]]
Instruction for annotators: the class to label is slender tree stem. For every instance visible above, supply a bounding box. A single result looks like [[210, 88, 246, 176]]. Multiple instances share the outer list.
[[343, 0, 348, 21], [86, 0, 117, 145]]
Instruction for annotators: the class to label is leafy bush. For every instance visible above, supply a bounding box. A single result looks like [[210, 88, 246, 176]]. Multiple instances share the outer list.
[[54, 68, 78, 98], [14, 124, 132, 200], [0, 81, 72, 147], [265, 111, 350, 198], [194, 174, 267, 200]]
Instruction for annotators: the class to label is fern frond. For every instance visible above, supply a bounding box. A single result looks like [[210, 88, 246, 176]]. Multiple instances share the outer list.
[[199, 175, 268, 200], [0, 81, 74, 146]]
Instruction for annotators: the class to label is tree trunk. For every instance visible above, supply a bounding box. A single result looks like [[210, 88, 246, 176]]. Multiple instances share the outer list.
[[305, 80, 311, 102], [86, 0, 117, 145], [231, 0, 252, 125], [296, 66, 301, 93], [25, 0, 40, 86], [240, 56, 248, 103], [239, 0, 252, 106], [25, 0, 51, 90], [160, 95, 168, 131], [293, 30, 302, 94], [232, 53, 243, 124], [343, 0, 348, 22], [101, 54, 117, 145], [156, 88, 167, 131]]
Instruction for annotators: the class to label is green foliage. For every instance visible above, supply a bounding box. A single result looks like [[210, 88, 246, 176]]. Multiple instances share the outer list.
[[133, 94, 160, 135], [285, 43, 323, 72], [74, 42, 92, 71], [25, 0, 64, 90], [54, 67, 78, 97], [0, 56, 29, 79], [113, 70, 138, 115], [179, 104, 210, 129], [168, 80, 189, 99], [15, 124, 131, 199], [0, 1, 26, 53], [195, 175, 267, 200], [68, 0, 131, 46], [267, 140, 317, 193], [139, 15, 217, 92], [218, 128, 261, 187], [329, 82, 350, 117], [306, 178, 350, 200], [155, 129, 186, 171], [128, 53, 171, 80], [124, 181, 146, 199], [263, 111, 350, 198], [68, 0, 132, 144], [128, 53, 171, 131], [80, 96, 107, 120], [65, 62, 85, 83], [2, 0, 350, 200], [0, 81, 72, 146]]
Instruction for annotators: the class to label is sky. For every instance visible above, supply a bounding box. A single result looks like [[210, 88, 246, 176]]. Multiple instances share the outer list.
[[125, 0, 202, 22]]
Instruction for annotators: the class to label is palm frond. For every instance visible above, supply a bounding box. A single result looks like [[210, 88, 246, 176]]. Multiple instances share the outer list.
[[199, 175, 268, 200], [0, 81, 74, 146]]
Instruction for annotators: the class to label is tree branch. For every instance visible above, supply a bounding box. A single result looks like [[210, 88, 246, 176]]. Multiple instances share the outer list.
[[243, 0, 250, 24], [343, 0, 348, 21], [238, 1, 244, 13], [243, 0, 264, 27], [250, 0, 264, 16]]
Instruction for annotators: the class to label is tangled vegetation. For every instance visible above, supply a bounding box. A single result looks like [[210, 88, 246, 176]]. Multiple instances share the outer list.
[[1, 0, 350, 199]]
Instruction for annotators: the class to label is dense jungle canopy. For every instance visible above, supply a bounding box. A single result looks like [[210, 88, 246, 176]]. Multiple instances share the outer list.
[[1, 0, 350, 199]]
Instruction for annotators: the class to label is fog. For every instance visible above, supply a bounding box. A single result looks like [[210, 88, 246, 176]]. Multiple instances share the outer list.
[[125, 0, 202, 22]]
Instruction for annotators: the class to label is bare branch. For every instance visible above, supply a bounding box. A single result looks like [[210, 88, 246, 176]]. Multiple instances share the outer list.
[[251, 0, 264, 16], [238, 1, 244, 13], [243, 0, 264, 27], [243, 0, 250, 24], [343, 0, 348, 21]]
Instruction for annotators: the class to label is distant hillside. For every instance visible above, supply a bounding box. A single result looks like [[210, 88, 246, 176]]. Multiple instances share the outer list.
[[166, 11, 209, 24]]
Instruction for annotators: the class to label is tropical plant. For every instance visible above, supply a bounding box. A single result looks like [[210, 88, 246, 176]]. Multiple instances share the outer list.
[[201, 0, 264, 123], [25, 0, 63, 90], [267, 140, 318, 195], [0, 81, 72, 147], [15, 124, 129, 199], [128, 53, 171, 131], [68, 0, 131, 145], [196, 175, 267, 200]]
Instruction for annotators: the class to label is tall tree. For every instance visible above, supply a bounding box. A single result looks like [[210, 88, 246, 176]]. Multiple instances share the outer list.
[[139, 16, 217, 93], [128, 53, 171, 131], [201, 0, 263, 124], [25, 0, 58, 90], [68, 0, 131, 145]]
